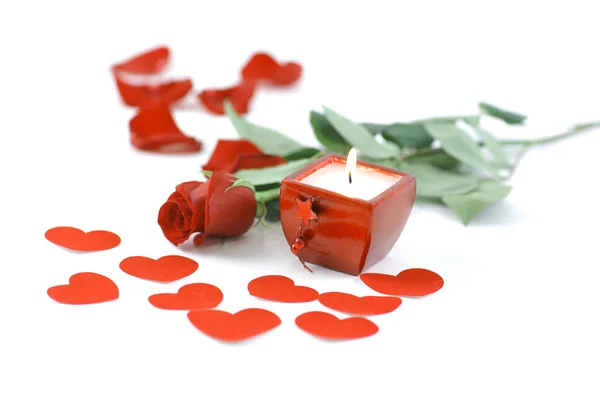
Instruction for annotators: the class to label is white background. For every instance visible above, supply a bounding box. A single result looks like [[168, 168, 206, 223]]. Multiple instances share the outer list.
[[1, 1, 600, 399]]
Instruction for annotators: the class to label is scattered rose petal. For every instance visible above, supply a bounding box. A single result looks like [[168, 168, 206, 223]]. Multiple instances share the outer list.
[[318, 292, 401, 315], [148, 283, 223, 310], [295, 311, 378, 340], [187, 308, 281, 342], [202, 139, 286, 173], [48, 273, 119, 305], [45, 227, 121, 252], [241, 52, 302, 86], [360, 268, 444, 296], [248, 275, 318, 303], [129, 101, 202, 153], [119, 255, 199, 283], [114, 77, 192, 107], [112, 46, 170, 75], [198, 80, 255, 115]]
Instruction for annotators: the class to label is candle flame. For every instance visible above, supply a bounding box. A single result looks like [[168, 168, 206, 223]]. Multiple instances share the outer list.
[[346, 148, 357, 184]]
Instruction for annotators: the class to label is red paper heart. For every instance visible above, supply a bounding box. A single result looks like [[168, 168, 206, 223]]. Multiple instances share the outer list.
[[48, 273, 119, 305], [119, 255, 198, 283], [318, 292, 402, 315], [149, 283, 223, 310], [45, 227, 121, 252], [295, 311, 378, 340], [248, 275, 318, 303], [360, 268, 444, 296], [198, 80, 255, 115], [187, 308, 281, 342]]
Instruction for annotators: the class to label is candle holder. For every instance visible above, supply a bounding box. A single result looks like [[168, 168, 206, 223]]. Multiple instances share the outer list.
[[279, 153, 416, 275]]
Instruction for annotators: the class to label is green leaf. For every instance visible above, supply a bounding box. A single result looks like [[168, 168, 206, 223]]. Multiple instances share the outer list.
[[424, 122, 498, 175], [255, 187, 281, 204], [284, 147, 323, 161], [361, 123, 388, 134], [323, 107, 400, 159], [380, 123, 434, 149], [309, 111, 351, 154], [478, 102, 527, 125], [409, 151, 460, 170], [225, 100, 304, 156], [200, 170, 213, 178], [225, 178, 255, 193], [398, 162, 478, 198], [463, 120, 510, 168], [416, 115, 481, 127], [234, 157, 316, 187], [442, 180, 512, 225], [264, 198, 281, 222]]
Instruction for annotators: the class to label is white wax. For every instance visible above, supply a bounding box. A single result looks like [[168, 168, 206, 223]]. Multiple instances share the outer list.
[[299, 162, 402, 201]]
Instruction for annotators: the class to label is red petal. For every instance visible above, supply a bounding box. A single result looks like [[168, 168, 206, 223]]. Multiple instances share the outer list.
[[114, 76, 192, 107], [193, 233, 206, 246], [113, 46, 170, 75], [202, 139, 263, 173], [235, 154, 287, 172], [204, 171, 257, 237], [129, 101, 202, 154], [241, 52, 302, 86], [198, 81, 255, 115]]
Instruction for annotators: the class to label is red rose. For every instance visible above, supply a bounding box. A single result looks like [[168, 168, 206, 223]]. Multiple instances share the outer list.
[[158, 171, 257, 246], [202, 139, 286, 173]]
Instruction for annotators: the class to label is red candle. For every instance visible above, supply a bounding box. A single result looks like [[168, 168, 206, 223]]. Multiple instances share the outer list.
[[280, 151, 416, 275]]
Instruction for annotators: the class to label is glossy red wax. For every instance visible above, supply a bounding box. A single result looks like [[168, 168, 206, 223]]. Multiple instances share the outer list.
[[280, 154, 416, 275]]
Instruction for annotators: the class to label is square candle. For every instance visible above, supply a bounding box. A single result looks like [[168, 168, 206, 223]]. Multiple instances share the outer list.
[[279, 153, 416, 275]]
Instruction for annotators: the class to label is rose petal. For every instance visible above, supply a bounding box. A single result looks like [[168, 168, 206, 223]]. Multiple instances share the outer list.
[[204, 171, 257, 237], [113, 46, 170, 75], [198, 81, 255, 115], [235, 154, 287, 171], [202, 140, 263, 173], [129, 101, 202, 154], [241, 52, 302, 86], [114, 76, 192, 107]]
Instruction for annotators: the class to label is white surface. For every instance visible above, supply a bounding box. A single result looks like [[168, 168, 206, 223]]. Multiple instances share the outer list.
[[1, 1, 600, 399], [299, 161, 402, 201]]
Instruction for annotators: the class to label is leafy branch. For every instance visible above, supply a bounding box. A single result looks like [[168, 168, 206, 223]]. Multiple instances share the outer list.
[[222, 100, 600, 225]]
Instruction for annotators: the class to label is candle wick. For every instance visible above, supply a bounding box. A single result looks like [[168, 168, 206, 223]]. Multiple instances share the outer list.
[[348, 172, 352, 184]]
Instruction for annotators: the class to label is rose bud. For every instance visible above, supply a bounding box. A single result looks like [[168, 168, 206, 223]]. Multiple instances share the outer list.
[[158, 171, 257, 246]]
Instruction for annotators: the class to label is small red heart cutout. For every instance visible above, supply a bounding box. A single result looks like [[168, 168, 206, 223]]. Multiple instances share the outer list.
[[48, 272, 119, 305], [295, 311, 378, 340], [149, 283, 223, 310], [120, 255, 198, 283], [360, 268, 444, 296], [187, 308, 281, 342], [318, 292, 402, 315], [248, 275, 318, 303], [45, 227, 121, 252]]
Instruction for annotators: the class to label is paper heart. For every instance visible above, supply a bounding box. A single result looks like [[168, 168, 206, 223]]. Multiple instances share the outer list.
[[149, 283, 223, 310], [45, 227, 121, 252], [119, 255, 198, 283], [318, 292, 402, 315], [187, 308, 281, 342], [295, 311, 378, 340], [360, 268, 444, 296], [248, 275, 318, 303], [47, 272, 119, 305]]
